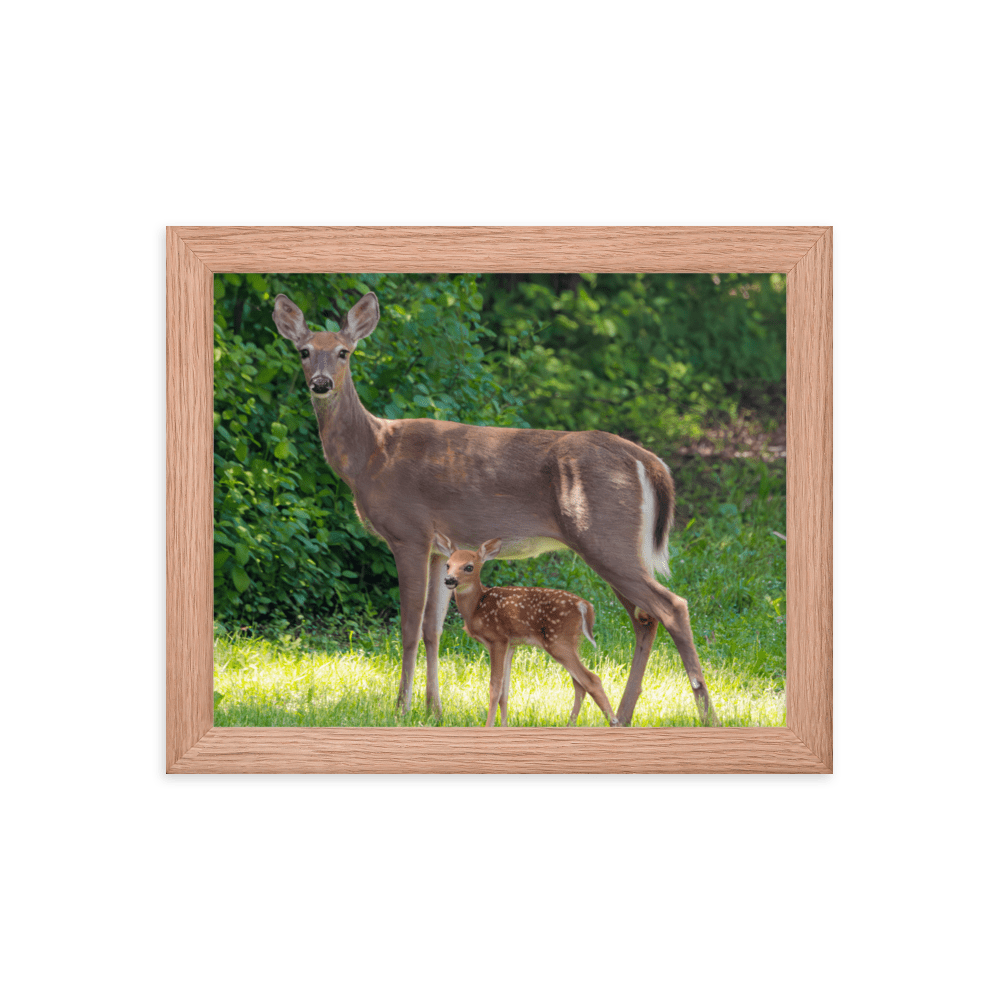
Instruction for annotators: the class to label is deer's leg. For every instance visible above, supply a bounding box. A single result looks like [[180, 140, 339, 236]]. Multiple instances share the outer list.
[[660, 591, 719, 727], [548, 642, 620, 727], [390, 544, 431, 714], [485, 642, 508, 727], [568, 679, 586, 726], [498, 645, 514, 727], [421, 551, 450, 718], [611, 587, 659, 727], [603, 573, 719, 727]]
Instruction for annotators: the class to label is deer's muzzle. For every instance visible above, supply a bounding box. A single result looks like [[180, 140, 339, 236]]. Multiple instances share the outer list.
[[310, 376, 334, 395]]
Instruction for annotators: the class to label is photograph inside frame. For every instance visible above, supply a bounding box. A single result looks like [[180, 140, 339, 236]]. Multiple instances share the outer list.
[[212, 272, 786, 728]]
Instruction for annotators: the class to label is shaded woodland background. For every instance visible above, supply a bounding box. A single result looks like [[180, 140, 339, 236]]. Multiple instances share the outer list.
[[213, 272, 786, 627]]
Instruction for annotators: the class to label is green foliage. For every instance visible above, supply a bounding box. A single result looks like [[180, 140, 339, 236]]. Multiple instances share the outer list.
[[213, 273, 526, 624], [478, 272, 786, 453]]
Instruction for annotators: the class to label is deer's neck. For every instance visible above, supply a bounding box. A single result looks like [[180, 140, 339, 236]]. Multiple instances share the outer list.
[[312, 373, 381, 484], [454, 582, 487, 625]]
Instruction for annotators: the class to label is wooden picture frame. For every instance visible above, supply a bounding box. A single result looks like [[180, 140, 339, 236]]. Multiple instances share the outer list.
[[167, 227, 831, 774]]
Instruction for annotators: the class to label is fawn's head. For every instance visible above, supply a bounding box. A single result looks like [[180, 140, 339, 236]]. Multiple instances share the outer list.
[[435, 534, 503, 594], [273, 292, 380, 399]]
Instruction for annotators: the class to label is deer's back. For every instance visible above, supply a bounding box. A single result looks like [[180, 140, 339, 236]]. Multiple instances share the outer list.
[[356, 417, 674, 554], [468, 586, 592, 644]]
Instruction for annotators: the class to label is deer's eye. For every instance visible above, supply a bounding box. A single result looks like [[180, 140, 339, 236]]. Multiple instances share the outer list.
[[464, 564, 473, 572], [299, 349, 309, 359], [338, 349, 349, 359]]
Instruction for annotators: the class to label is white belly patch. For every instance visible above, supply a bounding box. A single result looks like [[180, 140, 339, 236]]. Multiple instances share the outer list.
[[491, 536, 568, 560]]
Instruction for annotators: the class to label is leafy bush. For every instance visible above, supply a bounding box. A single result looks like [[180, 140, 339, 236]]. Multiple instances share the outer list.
[[213, 273, 526, 625], [478, 272, 786, 453]]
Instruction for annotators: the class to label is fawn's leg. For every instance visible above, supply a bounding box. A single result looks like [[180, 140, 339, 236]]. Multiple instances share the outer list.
[[568, 679, 586, 726], [498, 645, 515, 727], [486, 642, 508, 727], [547, 640, 620, 727]]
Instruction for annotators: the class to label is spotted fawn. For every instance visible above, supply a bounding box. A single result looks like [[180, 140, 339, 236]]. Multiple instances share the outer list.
[[434, 533, 620, 727]]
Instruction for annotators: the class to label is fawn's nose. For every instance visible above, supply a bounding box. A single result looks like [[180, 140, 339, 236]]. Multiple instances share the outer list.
[[444, 575, 458, 589], [310, 376, 333, 394]]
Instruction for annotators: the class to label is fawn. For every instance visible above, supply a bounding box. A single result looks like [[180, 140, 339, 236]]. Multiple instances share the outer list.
[[434, 533, 620, 727]]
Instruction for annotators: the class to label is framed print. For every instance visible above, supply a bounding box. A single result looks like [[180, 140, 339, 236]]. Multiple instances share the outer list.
[[167, 227, 831, 773]]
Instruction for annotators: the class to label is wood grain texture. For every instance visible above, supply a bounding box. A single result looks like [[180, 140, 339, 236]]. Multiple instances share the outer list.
[[166, 230, 215, 770], [165, 225, 833, 774], [786, 229, 834, 769], [170, 226, 829, 274], [169, 727, 829, 774]]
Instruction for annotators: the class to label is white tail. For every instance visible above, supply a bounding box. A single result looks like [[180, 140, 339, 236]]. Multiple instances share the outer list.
[[273, 291, 719, 726], [436, 533, 619, 727]]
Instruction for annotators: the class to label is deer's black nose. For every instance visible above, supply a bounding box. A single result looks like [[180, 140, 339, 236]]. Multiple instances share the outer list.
[[310, 377, 333, 394], [444, 576, 457, 589]]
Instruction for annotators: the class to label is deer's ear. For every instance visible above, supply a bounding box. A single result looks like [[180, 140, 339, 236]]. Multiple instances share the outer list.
[[343, 292, 380, 344], [433, 532, 455, 556], [479, 538, 503, 562], [273, 294, 310, 345]]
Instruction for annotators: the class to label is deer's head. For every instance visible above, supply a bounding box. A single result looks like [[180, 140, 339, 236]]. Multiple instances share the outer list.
[[273, 292, 380, 399], [435, 534, 503, 593]]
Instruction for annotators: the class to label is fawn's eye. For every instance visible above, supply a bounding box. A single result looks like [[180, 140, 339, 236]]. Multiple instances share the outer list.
[[464, 564, 473, 572], [338, 348, 349, 359], [299, 349, 309, 359]]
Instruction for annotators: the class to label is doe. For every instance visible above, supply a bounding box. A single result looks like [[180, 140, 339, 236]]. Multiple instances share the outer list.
[[436, 533, 620, 727]]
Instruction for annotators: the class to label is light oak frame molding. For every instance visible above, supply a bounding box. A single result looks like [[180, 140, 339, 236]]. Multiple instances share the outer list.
[[167, 227, 832, 774]]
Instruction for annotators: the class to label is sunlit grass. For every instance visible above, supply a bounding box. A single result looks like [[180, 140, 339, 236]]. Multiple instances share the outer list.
[[214, 613, 784, 728]]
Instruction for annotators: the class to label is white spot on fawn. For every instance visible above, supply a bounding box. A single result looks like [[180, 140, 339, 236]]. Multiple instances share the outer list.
[[578, 601, 596, 648]]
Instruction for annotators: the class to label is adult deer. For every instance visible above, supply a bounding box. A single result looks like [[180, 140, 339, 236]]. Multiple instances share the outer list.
[[435, 534, 620, 728], [272, 291, 719, 726]]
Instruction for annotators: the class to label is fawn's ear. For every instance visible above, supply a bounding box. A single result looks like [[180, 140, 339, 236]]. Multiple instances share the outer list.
[[343, 292, 380, 344], [433, 531, 455, 556], [479, 538, 503, 562], [272, 294, 310, 345]]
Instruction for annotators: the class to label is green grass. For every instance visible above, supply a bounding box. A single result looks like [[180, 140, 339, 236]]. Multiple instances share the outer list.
[[213, 625, 783, 727], [214, 458, 786, 727]]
